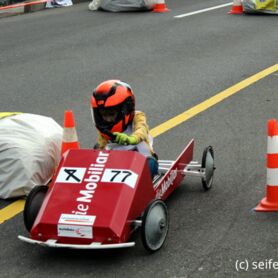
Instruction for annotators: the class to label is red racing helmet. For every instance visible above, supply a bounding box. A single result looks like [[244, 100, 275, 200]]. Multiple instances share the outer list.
[[91, 80, 135, 140]]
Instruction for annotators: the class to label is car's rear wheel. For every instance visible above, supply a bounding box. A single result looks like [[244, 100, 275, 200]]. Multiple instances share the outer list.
[[201, 146, 215, 190], [23, 185, 48, 232]]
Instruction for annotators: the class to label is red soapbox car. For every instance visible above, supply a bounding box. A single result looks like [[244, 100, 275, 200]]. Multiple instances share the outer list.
[[18, 139, 215, 252]]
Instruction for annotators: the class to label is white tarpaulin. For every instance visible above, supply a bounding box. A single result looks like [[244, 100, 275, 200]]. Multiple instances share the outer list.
[[0, 113, 62, 199], [88, 0, 156, 12], [45, 0, 73, 8], [100, 0, 151, 11]]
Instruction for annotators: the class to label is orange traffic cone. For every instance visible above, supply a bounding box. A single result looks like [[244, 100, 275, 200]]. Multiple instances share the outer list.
[[228, 0, 243, 14], [256, 119, 278, 211], [61, 110, 80, 156], [153, 0, 170, 13]]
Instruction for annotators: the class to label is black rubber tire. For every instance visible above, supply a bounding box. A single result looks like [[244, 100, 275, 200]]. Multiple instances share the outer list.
[[141, 199, 169, 252], [201, 146, 215, 191], [23, 185, 48, 232]]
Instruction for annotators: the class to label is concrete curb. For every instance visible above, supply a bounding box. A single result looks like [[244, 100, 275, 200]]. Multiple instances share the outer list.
[[0, 0, 87, 17], [24, 1, 46, 13]]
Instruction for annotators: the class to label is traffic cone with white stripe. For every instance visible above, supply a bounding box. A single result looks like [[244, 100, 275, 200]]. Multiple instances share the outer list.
[[152, 0, 170, 13], [228, 0, 243, 14], [61, 110, 80, 156], [256, 119, 278, 211]]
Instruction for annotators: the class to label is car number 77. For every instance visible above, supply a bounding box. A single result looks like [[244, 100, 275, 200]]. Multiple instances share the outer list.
[[101, 169, 138, 189], [110, 170, 132, 182]]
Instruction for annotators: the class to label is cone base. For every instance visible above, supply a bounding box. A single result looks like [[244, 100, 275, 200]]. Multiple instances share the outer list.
[[255, 197, 278, 212], [61, 142, 80, 156], [152, 4, 170, 13], [228, 6, 243, 14]]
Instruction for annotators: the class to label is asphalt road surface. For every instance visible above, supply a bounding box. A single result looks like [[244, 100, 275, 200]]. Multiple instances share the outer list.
[[0, 0, 278, 277]]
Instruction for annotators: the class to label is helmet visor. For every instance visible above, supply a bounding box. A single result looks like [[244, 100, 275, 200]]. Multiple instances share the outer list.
[[91, 106, 122, 132], [98, 107, 119, 123]]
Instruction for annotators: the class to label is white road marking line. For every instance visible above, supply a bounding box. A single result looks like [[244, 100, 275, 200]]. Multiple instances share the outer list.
[[174, 2, 233, 18]]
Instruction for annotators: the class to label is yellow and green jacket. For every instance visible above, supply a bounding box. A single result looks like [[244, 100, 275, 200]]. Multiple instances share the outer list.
[[97, 110, 156, 157]]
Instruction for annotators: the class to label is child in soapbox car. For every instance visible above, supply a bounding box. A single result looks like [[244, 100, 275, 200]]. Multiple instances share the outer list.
[[18, 80, 215, 252], [19, 138, 214, 252]]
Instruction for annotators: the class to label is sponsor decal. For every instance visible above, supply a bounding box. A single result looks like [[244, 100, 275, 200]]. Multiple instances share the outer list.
[[156, 168, 178, 199], [72, 151, 109, 215], [58, 224, 93, 239], [101, 169, 138, 189], [58, 214, 96, 226]]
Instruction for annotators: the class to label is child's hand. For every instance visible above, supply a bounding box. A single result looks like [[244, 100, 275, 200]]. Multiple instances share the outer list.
[[113, 132, 137, 145]]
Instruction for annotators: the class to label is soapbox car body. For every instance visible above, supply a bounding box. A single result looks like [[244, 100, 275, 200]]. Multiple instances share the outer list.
[[18, 139, 215, 252]]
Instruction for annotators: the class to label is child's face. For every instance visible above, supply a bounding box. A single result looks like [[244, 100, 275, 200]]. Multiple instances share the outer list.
[[99, 108, 118, 123]]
